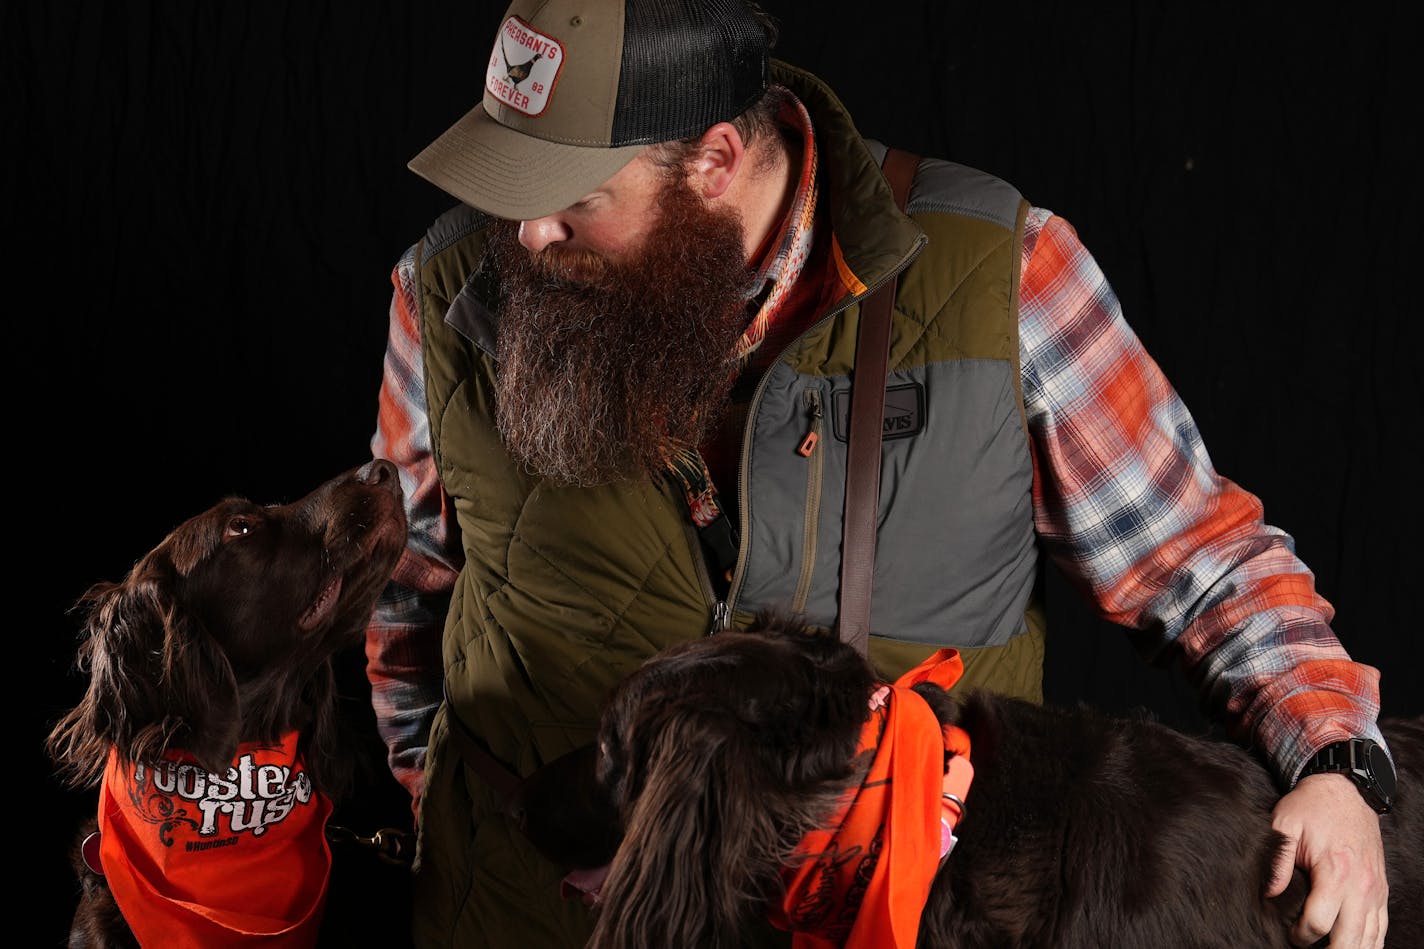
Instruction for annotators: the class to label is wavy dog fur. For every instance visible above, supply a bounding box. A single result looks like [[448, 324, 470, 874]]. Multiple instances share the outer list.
[[519, 615, 1423, 949]]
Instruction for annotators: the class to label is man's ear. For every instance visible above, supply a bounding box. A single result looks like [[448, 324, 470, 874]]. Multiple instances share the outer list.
[[686, 122, 745, 200]]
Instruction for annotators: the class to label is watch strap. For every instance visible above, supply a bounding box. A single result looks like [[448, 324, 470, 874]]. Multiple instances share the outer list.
[[1299, 738, 1394, 814], [1300, 740, 1357, 776]]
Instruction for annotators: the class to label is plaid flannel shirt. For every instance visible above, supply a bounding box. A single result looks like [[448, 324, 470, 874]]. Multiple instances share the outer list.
[[366, 197, 1382, 811]]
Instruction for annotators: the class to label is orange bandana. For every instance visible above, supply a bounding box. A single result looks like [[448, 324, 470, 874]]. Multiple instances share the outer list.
[[95, 732, 333, 948], [770, 649, 972, 948]]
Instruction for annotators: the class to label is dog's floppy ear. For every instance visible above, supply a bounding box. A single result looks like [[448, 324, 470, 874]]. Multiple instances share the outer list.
[[589, 706, 819, 949], [46, 562, 242, 787]]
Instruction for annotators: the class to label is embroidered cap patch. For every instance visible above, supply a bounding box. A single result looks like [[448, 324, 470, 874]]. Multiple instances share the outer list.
[[486, 16, 564, 117]]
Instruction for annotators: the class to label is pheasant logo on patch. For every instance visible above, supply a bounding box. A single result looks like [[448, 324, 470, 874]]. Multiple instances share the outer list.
[[486, 16, 564, 117]]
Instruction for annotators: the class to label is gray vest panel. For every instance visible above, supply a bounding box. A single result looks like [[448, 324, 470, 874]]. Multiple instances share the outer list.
[[738, 357, 1038, 646]]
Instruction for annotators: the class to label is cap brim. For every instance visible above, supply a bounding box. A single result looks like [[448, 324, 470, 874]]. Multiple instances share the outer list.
[[408, 103, 645, 221]]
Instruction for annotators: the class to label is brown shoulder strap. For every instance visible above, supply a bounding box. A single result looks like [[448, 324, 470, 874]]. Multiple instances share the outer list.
[[837, 147, 918, 656]]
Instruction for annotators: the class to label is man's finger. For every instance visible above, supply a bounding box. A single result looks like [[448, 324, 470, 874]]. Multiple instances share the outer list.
[[1266, 834, 1301, 898], [1291, 882, 1343, 948]]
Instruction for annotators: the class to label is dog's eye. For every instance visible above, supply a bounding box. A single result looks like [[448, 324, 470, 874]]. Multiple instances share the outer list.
[[225, 516, 258, 539]]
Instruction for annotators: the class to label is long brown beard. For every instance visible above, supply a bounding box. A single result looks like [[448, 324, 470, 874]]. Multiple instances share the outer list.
[[490, 174, 756, 485]]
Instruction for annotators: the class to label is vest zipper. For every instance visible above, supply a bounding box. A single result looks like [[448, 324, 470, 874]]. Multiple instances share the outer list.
[[711, 600, 731, 635], [791, 388, 824, 612], [681, 516, 728, 635], [724, 233, 928, 627]]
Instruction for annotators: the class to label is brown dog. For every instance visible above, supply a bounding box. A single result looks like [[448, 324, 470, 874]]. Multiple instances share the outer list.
[[46, 460, 408, 948], [516, 616, 1422, 949]]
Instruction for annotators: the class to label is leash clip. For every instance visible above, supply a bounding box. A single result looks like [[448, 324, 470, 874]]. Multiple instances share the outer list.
[[326, 824, 414, 867]]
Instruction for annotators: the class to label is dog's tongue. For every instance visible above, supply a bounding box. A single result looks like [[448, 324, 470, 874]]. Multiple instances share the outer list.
[[560, 864, 610, 906], [298, 575, 343, 631]]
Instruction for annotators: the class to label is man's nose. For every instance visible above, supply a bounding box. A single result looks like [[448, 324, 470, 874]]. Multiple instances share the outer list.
[[518, 216, 570, 254]]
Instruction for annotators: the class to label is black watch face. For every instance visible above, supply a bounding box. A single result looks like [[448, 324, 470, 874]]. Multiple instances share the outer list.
[[1364, 742, 1397, 802]]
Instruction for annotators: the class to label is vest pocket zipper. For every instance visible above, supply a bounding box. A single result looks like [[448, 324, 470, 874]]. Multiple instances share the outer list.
[[791, 388, 824, 613]]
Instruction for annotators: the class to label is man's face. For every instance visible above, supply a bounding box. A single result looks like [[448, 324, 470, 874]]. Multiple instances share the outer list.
[[490, 155, 757, 486], [515, 152, 670, 277]]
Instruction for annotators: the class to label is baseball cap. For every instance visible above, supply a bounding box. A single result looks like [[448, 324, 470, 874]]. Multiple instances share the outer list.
[[408, 0, 771, 221]]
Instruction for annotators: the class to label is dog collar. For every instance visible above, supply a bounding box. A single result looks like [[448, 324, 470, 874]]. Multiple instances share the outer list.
[[939, 731, 974, 860], [868, 683, 974, 861]]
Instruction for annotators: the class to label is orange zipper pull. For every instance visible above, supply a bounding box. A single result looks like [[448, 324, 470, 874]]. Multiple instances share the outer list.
[[798, 392, 823, 457]]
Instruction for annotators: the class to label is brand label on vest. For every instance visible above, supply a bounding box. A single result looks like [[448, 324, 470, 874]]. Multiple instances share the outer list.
[[831, 383, 926, 442], [486, 16, 564, 116]]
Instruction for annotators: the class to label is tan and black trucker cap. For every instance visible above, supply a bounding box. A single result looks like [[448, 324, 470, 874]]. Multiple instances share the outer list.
[[408, 0, 771, 221]]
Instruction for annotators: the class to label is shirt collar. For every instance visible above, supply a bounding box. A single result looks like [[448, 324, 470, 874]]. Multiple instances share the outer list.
[[734, 89, 819, 364]]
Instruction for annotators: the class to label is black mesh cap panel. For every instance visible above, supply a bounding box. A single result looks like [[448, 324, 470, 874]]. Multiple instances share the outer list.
[[611, 0, 770, 146]]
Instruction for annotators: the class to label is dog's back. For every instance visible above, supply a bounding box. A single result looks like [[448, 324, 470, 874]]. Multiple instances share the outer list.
[[919, 691, 1294, 948], [922, 690, 1423, 949]]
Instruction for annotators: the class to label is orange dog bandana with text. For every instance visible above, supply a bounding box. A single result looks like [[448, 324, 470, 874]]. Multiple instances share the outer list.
[[96, 731, 333, 948]]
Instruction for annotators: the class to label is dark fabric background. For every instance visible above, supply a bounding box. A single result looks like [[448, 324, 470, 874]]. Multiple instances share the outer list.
[[9, 2, 1420, 943]]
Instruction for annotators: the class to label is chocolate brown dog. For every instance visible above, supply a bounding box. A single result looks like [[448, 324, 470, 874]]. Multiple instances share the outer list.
[[516, 616, 1422, 949], [46, 460, 408, 948]]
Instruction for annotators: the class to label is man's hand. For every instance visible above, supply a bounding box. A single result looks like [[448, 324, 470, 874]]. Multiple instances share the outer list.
[[1266, 772, 1388, 949]]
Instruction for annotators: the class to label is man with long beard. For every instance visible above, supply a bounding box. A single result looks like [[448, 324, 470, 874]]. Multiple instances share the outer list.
[[489, 166, 755, 486], [365, 1, 1393, 947]]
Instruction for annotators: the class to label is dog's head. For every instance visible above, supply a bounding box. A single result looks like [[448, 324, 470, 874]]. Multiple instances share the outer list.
[[584, 614, 881, 949], [45, 459, 406, 793]]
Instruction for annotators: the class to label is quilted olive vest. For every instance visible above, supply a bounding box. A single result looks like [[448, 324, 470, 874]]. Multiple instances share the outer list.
[[406, 61, 1045, 948]]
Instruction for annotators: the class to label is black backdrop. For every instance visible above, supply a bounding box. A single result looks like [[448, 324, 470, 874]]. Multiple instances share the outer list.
[[11, 2, 1422, 943]]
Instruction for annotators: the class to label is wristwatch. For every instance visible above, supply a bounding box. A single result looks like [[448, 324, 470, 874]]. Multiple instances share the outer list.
[[1297, 738, 1396, 814]]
